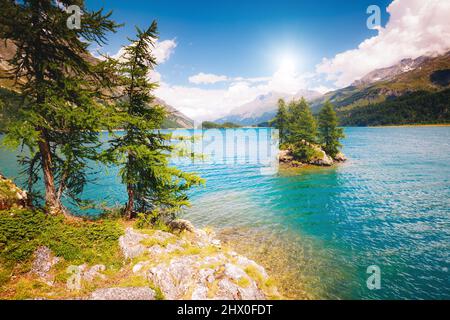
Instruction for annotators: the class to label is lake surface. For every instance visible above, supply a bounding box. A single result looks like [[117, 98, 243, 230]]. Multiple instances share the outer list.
[[1, 127, 449, 299]]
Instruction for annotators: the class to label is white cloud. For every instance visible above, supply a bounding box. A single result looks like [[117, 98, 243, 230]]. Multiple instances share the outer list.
[[188, 72, 228, 84], [111, 38, 177, 64], [156, 69, 312, 121], [152, 39, 177, 64], [316, 0, 450, 87], [310, 85, 334, 95], [188, 73, 272, 85]]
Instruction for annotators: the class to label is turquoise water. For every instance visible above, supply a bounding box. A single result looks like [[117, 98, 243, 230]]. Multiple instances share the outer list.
[[1, 127, 449, 299]]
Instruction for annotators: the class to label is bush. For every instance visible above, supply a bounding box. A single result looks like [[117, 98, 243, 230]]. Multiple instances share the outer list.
[[290, 143, 321, 162], [0, 208, 123, 265]]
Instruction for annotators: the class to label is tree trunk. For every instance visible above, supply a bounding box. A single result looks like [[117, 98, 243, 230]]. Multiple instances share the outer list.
[[37, 129, 59, 214], [125, 184, 135, 219]]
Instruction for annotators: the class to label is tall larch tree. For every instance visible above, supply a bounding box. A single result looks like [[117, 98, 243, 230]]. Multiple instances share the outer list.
[[107, 22, 203, 220], [0, 0, 120, 215], [272, 98, 289, 144], [318, 101, 345, 158], [287, 97, 317, 143]]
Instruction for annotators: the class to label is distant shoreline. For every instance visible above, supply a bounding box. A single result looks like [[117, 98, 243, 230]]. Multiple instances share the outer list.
[[366, 124, 450, 128]]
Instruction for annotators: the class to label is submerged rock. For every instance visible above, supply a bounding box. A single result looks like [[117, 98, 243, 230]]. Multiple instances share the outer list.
[[90, 287, 155, 300]]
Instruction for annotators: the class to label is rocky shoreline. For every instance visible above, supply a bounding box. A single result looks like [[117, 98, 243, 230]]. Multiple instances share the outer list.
[[278, 141, 347, 167], [28, 221, 279, 300], [1, 174, 279, 300]]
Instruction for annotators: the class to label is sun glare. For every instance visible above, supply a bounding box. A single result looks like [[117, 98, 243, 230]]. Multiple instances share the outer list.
[[277, 52, 298, 73]]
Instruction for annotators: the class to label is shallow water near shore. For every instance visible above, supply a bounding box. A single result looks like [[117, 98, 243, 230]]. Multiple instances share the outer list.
[[1, 126, 449, 299]]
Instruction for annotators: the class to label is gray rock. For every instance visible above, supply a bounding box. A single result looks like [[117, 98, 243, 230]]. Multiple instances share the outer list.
[[334, 152, 347, 162], [235, 255, 269, 280], [119, 225, 272, 300], [81, 264, 106, 282], [119, 228, 148, 259], [30, 246, 60, 285], [224, 263, 247, 281], [191, 285, 208, 300], [169, 219, 195, 233], [147, 255, 198, 299], [152, 230, 176, 242], [307, 144, 334, 166], [90, 287, 155, 300], [0, 174, 28, 210], [278, 150, 294, 162]]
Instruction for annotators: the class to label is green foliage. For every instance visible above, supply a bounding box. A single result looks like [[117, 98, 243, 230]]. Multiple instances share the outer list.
[[273, 98, 343, 162], [0, 208, 123, 265], [318, 102, 345, 158], [339, 89, 450, 126], [162, 117, 181, 129], [271, 99, 289, 143], [106, 22, 203, 219], [201, 121, 241, 129], [286, 98, 317, 144], [134, 211, 170, 232], [290, 143, 322, 162], [0, 0, 120, 210]]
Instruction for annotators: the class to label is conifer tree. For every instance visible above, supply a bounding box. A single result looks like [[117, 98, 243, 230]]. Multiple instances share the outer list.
[[287, 97, 317, 143], [0, 0, 119, 214], [318, 101, 345, 157], [107, 22, 203, 219], [272, 98, 289, 144]]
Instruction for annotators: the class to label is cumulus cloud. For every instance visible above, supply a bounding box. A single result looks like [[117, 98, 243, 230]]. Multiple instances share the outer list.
[[152, 39, 177, 64], [188, 73, 272, 85], [155, 70, 311, 121], [316, 0, 450, 87], [111, 38, 177, 64], [310, 85, 334, 95], [188, 72, 228, 84]]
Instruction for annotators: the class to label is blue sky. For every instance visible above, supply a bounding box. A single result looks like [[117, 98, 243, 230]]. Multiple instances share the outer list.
[[85, 0, 449, 120], [88, 0, 391, 85]]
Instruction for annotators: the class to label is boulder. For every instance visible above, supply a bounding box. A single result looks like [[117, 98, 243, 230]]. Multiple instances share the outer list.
[[145, 252, 268, 300], [90, 287, 155, 300], [0, 174, 28, 210], [119, 228, 149, 259], [308, 145, 334, 166], [117, 225, 275, 300], [168, 219, 195, 233], [334, 152, 347, 162], [30, 246, 60, 285], [79, 264, 106, 282], [278, 150, 293, 163]]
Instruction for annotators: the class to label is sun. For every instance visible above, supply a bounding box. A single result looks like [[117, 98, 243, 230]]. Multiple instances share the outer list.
[[277, 52, 298, 73]]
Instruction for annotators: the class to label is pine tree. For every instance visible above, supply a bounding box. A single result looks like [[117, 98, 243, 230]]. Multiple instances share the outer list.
[[287, 97, 317, 143], [272, 98, 289, 144], [0, 0, 119, 215], [318, 101, 345, 158], [107, 22, 203, 220]]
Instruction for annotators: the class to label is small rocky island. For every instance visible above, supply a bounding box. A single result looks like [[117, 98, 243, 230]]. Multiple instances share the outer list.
[[278, 140, 347, 167], [272, 97, 347, 168]]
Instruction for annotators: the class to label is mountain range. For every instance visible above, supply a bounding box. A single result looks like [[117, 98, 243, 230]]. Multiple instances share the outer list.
[[214, 51, 450, 126], [215, 89, 322, 126]]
